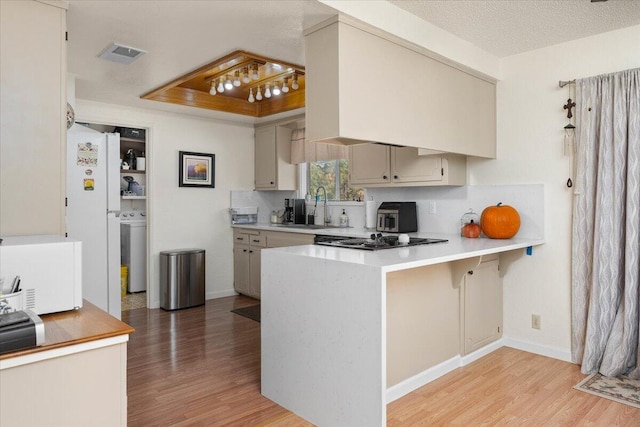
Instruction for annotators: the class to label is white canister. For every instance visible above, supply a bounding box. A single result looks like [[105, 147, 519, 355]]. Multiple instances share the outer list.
[[136, 157, 146, 171]]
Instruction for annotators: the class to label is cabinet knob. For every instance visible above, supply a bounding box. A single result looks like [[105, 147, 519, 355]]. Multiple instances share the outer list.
[[249, 250, 253, 253], [270, 181, 274, 185], [252, 239, 260, 243], [468, 270, 474, 275], [383, 175, 388, 180], [393, 175, 399, 180], [243, 249, 248, 252]]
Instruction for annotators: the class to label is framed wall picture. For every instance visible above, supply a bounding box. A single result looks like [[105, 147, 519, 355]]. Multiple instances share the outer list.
[[179, 151, 215, 188]]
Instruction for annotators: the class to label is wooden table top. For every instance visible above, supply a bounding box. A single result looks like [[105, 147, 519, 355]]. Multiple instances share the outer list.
[[0, 300, 134, 360]]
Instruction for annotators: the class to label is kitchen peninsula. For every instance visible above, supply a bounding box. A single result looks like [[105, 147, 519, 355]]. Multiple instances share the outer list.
[[260, 232, 545, 426]]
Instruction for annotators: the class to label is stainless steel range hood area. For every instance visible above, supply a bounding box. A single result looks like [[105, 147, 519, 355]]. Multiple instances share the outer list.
[[303, 16, 497, 159]]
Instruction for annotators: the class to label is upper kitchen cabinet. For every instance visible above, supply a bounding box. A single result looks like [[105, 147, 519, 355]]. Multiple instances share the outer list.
[[0, 0, 67, 236], [254, 125, 296, 191], [304, 16, 496, 159], [349, 144, 466, 187]]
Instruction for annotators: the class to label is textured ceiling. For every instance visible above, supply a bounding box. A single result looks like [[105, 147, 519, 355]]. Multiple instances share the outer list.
[[66, 0, 640, 123], [388, 0, 640, 57]]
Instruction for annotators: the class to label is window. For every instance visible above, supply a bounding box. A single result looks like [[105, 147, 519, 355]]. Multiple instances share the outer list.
[[306, 159, 364, 201]]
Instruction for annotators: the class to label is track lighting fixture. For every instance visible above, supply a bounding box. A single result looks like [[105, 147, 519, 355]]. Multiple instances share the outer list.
[[233, 70, 241, 87], [291, 74, 299, 90], [209, 80, 217, 95], [265, 84, 271, 98], [256, 86, 263, 101], [273, 82, 281, 96], [242, 67, 250, 84], [248, 88, 255, 103], [282, 78, 289, 93]]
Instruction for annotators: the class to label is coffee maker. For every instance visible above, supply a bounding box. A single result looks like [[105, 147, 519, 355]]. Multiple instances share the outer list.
[[284, 199, 294, 223], [284, 199, 306, 224]]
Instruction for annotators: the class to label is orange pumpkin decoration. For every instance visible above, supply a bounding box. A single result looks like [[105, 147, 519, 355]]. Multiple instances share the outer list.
[[461, 220, 481, 238], [481, 203, 521, 239]]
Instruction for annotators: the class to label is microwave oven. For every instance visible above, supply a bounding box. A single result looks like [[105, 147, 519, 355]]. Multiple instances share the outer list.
[[0, 235, 82, 315]]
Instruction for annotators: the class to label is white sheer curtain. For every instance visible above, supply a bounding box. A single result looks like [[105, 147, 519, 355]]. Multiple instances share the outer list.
[[571, 68, 640, 378], [290, 128, 348, 164]]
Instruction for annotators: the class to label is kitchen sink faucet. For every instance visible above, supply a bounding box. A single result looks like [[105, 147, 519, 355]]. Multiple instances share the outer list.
[[315, 185, 331, 226]]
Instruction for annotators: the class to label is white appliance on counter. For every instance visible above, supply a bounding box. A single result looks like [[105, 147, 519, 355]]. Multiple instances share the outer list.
[[120, 211, 146, 293], [66, 125, 121, 318], [0, 235, 82, 315]]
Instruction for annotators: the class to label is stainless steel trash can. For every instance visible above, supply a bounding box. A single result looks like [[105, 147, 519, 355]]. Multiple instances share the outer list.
[[160, 249, 205, 310]]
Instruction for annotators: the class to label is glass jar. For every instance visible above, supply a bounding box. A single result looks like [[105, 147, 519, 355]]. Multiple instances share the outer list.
[[460, 208, 481, 238]]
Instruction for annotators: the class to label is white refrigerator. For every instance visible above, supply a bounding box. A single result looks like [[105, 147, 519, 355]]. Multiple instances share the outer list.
[[66, 124, 122, 319]]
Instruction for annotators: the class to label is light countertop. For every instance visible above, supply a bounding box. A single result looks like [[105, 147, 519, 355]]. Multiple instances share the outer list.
[[266, 234, 544, 273], [235, 223, 545, 273]]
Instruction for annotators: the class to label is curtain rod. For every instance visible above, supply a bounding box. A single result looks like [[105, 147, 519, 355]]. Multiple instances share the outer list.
[[559, 79, 576, 88]]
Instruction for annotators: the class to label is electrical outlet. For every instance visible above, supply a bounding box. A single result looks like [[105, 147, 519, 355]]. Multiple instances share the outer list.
[[429, 201, 437, 214], [532, 314, 541, 330]]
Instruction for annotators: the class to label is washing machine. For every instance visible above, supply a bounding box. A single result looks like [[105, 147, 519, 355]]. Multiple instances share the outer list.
[[120, 211, 147, 293]]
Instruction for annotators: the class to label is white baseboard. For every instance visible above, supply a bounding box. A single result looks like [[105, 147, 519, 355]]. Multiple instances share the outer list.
[[460, 339, 504, 365], [206, 289, 239, 300], [386, 356, 461, 404], [385, 340, 505, 404], [502, 336, 572, 362]]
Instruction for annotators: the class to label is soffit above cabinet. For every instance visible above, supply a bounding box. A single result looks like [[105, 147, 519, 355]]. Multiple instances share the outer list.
[[141, 50, 305, 117]]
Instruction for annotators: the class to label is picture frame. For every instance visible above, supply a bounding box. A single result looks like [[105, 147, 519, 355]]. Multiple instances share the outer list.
[[178, 151, 215, 188]]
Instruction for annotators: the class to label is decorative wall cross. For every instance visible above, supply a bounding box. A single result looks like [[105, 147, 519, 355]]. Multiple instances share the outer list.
[[564, 98, 576, 119]]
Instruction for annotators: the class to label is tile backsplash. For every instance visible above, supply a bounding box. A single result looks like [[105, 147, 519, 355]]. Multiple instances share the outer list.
[[231, 184, 544, 239]]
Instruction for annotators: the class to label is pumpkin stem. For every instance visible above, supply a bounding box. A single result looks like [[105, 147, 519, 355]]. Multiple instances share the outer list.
[[497, 202, 503, 207]]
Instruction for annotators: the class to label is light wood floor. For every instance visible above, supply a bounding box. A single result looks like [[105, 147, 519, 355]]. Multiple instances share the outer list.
[[123, 296, 639, 426]]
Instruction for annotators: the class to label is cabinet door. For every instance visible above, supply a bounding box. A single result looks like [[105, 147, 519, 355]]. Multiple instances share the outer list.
[[348, 143, 390, 185], [233, 245, 251, 296], [463, 259, 502, 354], [249, 248, 261, 299], [255, 126, 277, 189], [391, 147, 442, 183], [1, 0, 66, 235]]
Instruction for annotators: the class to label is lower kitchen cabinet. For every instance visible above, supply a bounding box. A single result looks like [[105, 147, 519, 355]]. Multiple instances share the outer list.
[[462, 256, 502, 354], [233, 228, 314, 299]]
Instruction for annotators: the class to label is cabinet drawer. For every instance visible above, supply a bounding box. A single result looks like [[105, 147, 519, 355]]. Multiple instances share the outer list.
[[248, 235, 267, 248], [233, 231, 251, 245]]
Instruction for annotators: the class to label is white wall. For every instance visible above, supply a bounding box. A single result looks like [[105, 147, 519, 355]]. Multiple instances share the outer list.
[[75, 99, 254, 308], [469, 25, 640, 359]]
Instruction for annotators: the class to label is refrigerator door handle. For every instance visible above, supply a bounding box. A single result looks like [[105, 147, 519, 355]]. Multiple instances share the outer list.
[[106, 133, 121, 213]]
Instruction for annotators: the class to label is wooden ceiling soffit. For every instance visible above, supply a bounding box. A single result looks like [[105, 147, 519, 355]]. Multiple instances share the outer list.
[[141, 50, 305, 117]]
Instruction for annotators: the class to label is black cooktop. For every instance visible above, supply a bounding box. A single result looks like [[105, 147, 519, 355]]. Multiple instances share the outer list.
[[314, 234, 448, 251]]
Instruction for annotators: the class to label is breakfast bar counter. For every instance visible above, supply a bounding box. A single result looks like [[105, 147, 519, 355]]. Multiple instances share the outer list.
[[261, 234, 545, 427]]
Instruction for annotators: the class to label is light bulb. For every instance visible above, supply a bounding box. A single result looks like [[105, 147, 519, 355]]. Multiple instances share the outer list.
[[282, 79, 289, 93], [233, 70, 241, 87], [252, 64, 259, 80], [224, 76, 233, 90], [242, 67, 250, 84], [265, 84, 271, 98], [217, 80, 225, 93], [248, 88, 255, 103], [273, 82, 281, 96], [256, 87, 263, 101], [209, 81, 217, 96], [291, 75, 299, 90]]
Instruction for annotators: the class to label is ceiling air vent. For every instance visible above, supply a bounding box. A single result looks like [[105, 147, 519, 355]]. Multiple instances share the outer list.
[[98, 43, 147, 64]]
